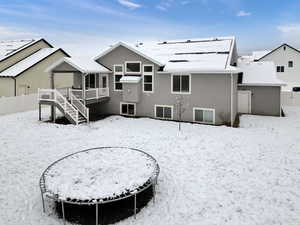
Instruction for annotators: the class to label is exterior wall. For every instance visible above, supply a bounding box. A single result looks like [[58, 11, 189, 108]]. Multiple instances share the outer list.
[[122, 82, 141, 102], [0, 77, 14, 97], [238, 85, 281, 116], [15, 50, 72, 96], [0, 40, 51, 72], [259, 45, 300, 89], [96, 45, 237, 125]]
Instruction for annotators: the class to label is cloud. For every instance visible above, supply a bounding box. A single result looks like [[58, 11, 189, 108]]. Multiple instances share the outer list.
[[277, 25, 300, 33], [237, 10, 251, 17], [277, 24, 300, 46], [117, 0, 141, 9], [156, 0, 174, 11]]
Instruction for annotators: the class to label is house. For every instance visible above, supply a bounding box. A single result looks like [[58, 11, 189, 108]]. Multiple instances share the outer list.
[[0, 38, 72, 97], [38, 36, 283, 126], [249, 43, 300, 91]]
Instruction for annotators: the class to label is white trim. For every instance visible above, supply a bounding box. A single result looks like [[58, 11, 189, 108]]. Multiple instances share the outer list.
[[125, 61, 142, 74], [143, 64, 154, 93], [193, 107, 215, 125], [171, 74, 191, 95], [157, 69, 240, 74], [154, 104, 174, 120], [113, 64, 124, 92], [93, 42, 164, 66], [120, 102, 136, 116]]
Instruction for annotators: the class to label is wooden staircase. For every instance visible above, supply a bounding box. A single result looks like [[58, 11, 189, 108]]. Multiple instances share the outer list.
[[38, 89, 89, 125]]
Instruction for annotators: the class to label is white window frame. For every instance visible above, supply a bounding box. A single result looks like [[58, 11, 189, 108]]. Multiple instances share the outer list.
[[113, 64, 124, 91], [120, 102, 136, 116], [154, 105, 174, 120], [171, 74, 191, 94], [143, 64, 154, 93], [193, 107, 215, 125], [125, 61, 142, 74]]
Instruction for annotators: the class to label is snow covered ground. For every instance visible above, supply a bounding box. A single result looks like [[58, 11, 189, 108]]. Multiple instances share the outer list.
[[0, 107, 299, 225]]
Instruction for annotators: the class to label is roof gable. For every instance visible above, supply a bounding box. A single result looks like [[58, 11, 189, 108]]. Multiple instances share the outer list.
[[256, 43, 300, 61], [0, 38, 54, 62], [94, 42, 164, 66], [46, 57, 111, 74], [0, 48, 66, 77]]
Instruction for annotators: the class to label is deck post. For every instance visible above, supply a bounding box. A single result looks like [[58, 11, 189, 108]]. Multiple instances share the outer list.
[[52, 106, 56, 122], [82, 73, 86, 105]]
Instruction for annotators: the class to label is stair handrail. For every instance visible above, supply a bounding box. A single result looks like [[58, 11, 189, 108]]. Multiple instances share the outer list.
[[70, 92, 89, 123], [54, 90, 79, 125]]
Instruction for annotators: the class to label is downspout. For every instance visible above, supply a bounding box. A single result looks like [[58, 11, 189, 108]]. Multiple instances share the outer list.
[[230, 73, 234, 127]]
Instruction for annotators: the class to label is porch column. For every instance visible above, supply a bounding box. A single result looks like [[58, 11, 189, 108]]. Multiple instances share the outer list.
[[50, 72, 55, 120], [82, 73, 86, 105]]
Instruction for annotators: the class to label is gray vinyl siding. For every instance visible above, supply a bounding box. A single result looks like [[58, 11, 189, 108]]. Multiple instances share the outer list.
[[96, 45, 237, 125], [238, 85, 281, 116]]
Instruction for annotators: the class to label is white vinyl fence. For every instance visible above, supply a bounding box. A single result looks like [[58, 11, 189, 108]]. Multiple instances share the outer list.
[[281, 91, 300, 107], [0, 93, 39, 116]]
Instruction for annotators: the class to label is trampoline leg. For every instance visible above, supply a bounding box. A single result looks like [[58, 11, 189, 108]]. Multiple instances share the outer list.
[[61, 201, 66, 225], [41, 192, 45, 213], [134, 194, 137, 219], [152, 182, 156, 204], [96, 204, 98, 225]]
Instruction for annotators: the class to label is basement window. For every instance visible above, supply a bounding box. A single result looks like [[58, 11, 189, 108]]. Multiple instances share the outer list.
[[193, 108, 215, 124]]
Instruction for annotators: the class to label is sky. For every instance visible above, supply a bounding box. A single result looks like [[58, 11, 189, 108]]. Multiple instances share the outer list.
[[1, 0, 300, 57]]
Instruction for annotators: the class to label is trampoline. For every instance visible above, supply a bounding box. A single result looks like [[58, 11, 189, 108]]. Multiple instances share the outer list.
[[39, 147, 160, 225]]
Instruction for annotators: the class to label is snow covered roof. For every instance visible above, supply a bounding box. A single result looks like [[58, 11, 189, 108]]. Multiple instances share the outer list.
[[120, 76, 141, 83], [252, 50, 271, 61], [238, 61, 285, 86], [96, 37, 238, 73], [0, 48, 62, 77], [0, 38, 52, 61], [46, 57, 111, 74]]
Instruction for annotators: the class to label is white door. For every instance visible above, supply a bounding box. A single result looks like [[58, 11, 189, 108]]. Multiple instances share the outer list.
[[238, 90, 252, 114]]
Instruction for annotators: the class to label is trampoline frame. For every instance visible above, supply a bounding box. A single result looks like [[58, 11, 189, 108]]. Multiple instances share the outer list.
[[39, 147, 160, 225]]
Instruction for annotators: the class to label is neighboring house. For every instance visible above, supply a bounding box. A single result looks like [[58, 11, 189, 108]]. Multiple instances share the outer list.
[[237, 61, 285, 116], [249, 43, 300, 91], [0, 39, 72, 97], [38, 36, 284, 126]]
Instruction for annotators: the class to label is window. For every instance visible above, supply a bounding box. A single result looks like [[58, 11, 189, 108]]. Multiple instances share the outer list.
[[120, 102, 136, 116], [289, 61, 293, 68], [193, 108, 215, 124], [143, 65, 154, 93], [155, 105, 173, 120], [125, 61, 141, 74], [114, 65, 123, 91], [276, 66, 285, 73], [85, 74, 96, 89], [171, 74, 191, 94]]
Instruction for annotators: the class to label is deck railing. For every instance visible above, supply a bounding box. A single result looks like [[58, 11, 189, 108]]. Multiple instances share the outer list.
[[55, 87, 109, 101]]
